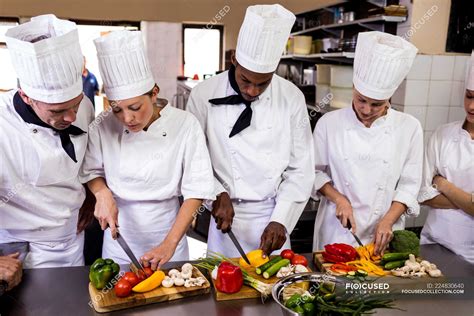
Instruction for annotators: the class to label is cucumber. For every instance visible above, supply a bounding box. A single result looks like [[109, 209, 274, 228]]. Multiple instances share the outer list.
[[384, 260, 406, 270], [347, 271, 356, 276], [262, 258, 290, 279], [382, 252, 410, 262], [356, 270, 368, 277], [255, 256, 282, 275]]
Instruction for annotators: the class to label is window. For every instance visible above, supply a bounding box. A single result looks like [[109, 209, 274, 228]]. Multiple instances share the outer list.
[[0, 18, 19, 91], [183, 24, 223, 80]]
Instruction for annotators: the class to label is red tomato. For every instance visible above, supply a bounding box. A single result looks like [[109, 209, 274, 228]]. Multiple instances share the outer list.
[[137, 267, 154, 280], [291, 254, 308, 266], [122, 272, 140, 287], [280, 249, 295, 260], [114, 279, 132, 298]]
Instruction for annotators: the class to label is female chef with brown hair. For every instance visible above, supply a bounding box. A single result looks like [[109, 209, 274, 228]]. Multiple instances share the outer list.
[[80, 30, 215, 269]]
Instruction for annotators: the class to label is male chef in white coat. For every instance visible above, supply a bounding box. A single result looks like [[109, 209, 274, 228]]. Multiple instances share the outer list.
[[187, 4, 314, 256], [312, 31, 423, 255], [0, 15, 94, 268]]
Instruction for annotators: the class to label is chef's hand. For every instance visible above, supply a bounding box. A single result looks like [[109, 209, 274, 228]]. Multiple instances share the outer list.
[[433, 175, 448, 191], [140, 240, 177, 271], [259, 222, 287, 256], [373, 219, 393, 256], [335, 196, 356, 233], [0, 253, 22, 291], [94, 188, 119, 239], [212, 192, 235, 233]]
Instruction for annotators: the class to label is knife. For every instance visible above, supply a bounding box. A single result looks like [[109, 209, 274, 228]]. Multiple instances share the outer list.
[[116, 232, 146, 272], [346, 222, 364, 247], [227, 229, 251, 265]]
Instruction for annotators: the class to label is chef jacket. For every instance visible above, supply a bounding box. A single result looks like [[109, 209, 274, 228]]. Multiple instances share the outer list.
[[0, 89, 94, 241], [418, 120, 474, 264], [186, 71, 314, 233], [312, 106, 423, 250]]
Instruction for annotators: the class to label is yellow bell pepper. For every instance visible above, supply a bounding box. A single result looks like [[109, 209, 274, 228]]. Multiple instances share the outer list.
[[238, 249, 269, 268], [132, 270, 165, 293]]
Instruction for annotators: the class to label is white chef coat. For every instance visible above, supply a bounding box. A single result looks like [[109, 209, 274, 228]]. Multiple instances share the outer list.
[[418, 121, 474, 264], [80, 104, 215, 264], [0, 89, 94, 268], [186, 71, 314, 255], [312, 106, 423, 251]]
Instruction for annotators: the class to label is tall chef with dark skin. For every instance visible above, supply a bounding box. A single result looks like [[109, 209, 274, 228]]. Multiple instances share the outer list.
[[187, 4, 314, 257], [0, 15, 94, 268]]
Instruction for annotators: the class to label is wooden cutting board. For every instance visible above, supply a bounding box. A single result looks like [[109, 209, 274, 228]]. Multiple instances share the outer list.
[[313, 251, 392, 277], [89, 266, 211, 313], [212, 257, 311, 301]]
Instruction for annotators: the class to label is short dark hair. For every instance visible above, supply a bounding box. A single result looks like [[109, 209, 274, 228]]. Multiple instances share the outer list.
[[144, 84, 159, 97]]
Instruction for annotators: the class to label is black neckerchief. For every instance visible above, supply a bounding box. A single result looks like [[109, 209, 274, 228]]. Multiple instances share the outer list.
[[209, 64, 253, 137], [13, 92, 86, 163]]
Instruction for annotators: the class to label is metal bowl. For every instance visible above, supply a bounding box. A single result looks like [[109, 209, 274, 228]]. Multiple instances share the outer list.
[[271, 272, 349, 316]]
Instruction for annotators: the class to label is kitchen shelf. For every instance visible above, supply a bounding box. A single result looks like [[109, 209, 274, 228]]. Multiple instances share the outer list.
[[291, 15, 406, 36]]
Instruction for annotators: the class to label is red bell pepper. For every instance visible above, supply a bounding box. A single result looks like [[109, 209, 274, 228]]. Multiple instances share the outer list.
[[215, 262, 243, 294], [330, 263, 358, 274], [322, 251, 350, 263], [324, 243, 357, 261]]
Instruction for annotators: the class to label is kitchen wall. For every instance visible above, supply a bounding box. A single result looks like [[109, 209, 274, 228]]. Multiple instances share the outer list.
[[0, 0, 343, 52]]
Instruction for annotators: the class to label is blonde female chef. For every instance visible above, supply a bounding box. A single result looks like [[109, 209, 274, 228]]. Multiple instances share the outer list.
[[312, 31, 423, 255], [418, 52, 474, 264], [80, 31, 215, 269]]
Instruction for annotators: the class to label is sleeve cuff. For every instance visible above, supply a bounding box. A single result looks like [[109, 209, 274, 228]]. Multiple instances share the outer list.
[[312, 172, 332, 200], [78, 173, 102, 185], [417, 186, 440, 203], [394, 190, 420, 217], [270, 200, 306, 234]]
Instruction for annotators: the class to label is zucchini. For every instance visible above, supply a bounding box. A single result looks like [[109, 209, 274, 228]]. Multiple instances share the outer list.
[[382, 252, 410, 262], [262, 259, 290, 279], [356, 270, 368, 277], [255, 256, 282, 275], [347, 271, 356, 276], [384, 260, 406, 270]]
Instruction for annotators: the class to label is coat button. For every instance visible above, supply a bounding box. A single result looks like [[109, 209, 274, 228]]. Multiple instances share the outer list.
[[162, 132, 167, 137], [32, 129, 38, 134], [383, 159, 388, 164], [344, 156, 348, 160], [345, 182, 350, 186], [378, 186, 384, 190], [125, 130, 130, 134], [267, 126, 272, 130], [231, 150, 236, 155]]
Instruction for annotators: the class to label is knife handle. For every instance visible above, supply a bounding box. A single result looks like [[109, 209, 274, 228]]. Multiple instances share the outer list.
[[346, 221, 352, 230]]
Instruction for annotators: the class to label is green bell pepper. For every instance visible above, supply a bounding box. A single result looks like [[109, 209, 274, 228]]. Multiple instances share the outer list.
[[89, 258, 120, 290]]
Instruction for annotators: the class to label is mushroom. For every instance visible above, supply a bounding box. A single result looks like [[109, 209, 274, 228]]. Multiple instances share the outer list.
[[404, 254, 421, 272], [181, 263, 193, 273], [195, 277, 206, 286], [427, 269, 442, 278], [181, 269, 193, 280], [168, 269, 180, 278], [174, 277, 185, 286], [184, 279, 196, 288], [276, 266, 293, 278], [294, 264, 309, 273], [162, 276, 174, 288]]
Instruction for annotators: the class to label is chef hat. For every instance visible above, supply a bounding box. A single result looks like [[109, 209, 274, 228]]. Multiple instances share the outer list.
[[353, 31, 418, 100], [236, 4, 295, 73], [466, 50, 474, 91], [5, 14, 83, 103], [94, 30, 155, 101]]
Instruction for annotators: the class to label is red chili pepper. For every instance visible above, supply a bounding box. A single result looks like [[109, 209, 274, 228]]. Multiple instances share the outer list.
[[324, 243, 357, 261], [322, 251, 350, 263], [215, 262, 243, 294]]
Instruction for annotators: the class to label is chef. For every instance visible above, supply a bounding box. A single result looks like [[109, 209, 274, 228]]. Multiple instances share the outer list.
[[418, 51, 474, 264], [0, 15, 94, 268], [187, 4, 314, 257], [80, 30, 214, 269], [312, 31, 423, 255]]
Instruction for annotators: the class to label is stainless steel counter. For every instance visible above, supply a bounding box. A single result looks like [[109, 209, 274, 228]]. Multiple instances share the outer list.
[[0, 244, 472, 316]]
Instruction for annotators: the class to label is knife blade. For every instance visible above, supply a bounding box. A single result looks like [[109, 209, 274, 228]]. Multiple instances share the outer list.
[[227, 230, 251, 265], [116, 232, 145, 272], [347, 221, 364, 247]]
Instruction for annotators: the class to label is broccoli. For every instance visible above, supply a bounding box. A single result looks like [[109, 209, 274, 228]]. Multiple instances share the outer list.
[[390, 230, 420, 256]]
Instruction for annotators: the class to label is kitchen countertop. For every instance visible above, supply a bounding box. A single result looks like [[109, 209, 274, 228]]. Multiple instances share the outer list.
[[1, 244, 472, 316]]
